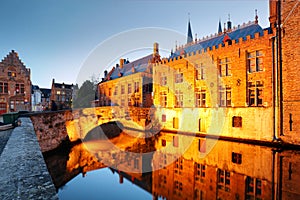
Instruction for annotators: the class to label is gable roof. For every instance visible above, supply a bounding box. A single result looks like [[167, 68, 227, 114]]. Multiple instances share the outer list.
[[171, 23, 270, 58], [40, 88, 51, 98], [53, 82, 74, 89], [107, 54, 153, 81]]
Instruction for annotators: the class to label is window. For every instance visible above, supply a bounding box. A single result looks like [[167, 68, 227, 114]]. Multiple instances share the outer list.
[[248, 81, 263, 106], [160, 91, 167, 107], [219, 86, 231, 107], [128, 83, 132, 94], [247, 50, 263, 73], [160, 75, 167, 86], [15, 84, 20, 94], [121, 99, 125, 107], [162, 139, 166, 147], [232, 116, 242, 127], [56, 90, 61, 95], [8, 71, 16, 77], [175, 90, 183, 107], [174, 158, 183, 174], [0, 82, 8, 94], [134, 97, 139, 107], [217, 169, 231, 192], [175, 72, 183, 83], [114, 86, 118, 96], [128, 97, 131, 106], [134, 81, 139, 93], [196, 63, 205, 80], [232, 152, 242, 164], [219, 58, 231, 77], [195, 163, 206, 182], [194, 189, 205, 200], [121, 85, 125, 94], [20, 84, 25, 94], [245, 176, 262, 200], [173, 117, 179, 129], [174, 180, 183, 195], [195, 88, 206, 107], [158, 175, 167, 188], [108, 88, 112, 96]]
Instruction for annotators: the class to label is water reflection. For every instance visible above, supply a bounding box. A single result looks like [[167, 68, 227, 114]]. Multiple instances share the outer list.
[[44, 130, 300, 200]]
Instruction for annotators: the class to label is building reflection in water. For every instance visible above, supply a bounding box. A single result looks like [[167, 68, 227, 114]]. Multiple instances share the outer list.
[[44, 130, 300, 200]]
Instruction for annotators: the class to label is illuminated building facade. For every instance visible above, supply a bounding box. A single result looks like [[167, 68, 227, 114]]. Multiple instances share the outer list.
[[50, 78, 75, 110], [153, 16, 275, 141], [0, 50, 31, 114], [97, 43, 161, 108]]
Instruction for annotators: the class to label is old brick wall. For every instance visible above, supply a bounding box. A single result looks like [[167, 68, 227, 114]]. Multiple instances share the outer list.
[[281, 0, 300, 143], [30, 107, 113, 152], [153, 27, 275, 142]]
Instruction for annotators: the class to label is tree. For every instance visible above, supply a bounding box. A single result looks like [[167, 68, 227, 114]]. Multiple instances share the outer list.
[[73, 80, 97, 108]]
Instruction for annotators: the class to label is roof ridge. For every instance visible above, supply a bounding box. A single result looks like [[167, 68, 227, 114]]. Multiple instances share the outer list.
[[176, 20, 259, 52]]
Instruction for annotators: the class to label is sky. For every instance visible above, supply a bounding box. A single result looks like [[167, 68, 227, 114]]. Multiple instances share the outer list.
[[0, 0, 270, 88]]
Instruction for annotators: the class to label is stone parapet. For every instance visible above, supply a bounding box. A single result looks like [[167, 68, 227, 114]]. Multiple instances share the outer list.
[[0, 117, 58, 199]]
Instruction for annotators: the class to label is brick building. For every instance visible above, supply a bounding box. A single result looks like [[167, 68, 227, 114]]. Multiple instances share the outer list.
[[95, 0, 299, 145], [268, 0, 300, 144], [97, 43, 161, 108], [0, 50, 31, 114], [40, 88, 51, 110], [31, 85, 42, 111], [50, 79, 75, 110], [153, 16, 275, 141]]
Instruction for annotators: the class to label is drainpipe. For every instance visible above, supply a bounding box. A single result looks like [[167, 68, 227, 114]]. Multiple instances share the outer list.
[[271, 36, 278, 140], [277, 0, 284, 136]]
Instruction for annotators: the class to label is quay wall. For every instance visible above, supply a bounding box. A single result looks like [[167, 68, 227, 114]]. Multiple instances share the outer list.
[[0, 117, 58, 199]]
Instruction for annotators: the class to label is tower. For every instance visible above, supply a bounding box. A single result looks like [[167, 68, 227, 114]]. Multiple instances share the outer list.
[[218, 19, 222, 35], [187, 18, 193, 44]]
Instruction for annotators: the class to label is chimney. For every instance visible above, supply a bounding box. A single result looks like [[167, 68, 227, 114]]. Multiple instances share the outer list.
[[153, 42, 159, 57], [119, 174, 124, 184], [104, 70, 108, 77], [119, 59, 125, 69], [227, 14, 232, 31]]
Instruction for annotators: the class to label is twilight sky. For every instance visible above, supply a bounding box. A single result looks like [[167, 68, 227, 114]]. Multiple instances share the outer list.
[[0, 0, 270, 88]]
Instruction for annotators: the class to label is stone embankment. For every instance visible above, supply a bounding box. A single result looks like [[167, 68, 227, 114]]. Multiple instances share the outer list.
[[0, 117, 58, 200]]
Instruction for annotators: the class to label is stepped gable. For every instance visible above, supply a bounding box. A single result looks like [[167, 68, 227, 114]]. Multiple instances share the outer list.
[[171, 23, 268, 59], [109, 54, 153, 80], [0, 50, 30, 74]]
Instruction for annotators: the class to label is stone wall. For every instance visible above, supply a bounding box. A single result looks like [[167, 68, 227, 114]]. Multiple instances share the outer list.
[[29, 106, 151, 153], [29, 107, 112, 152]]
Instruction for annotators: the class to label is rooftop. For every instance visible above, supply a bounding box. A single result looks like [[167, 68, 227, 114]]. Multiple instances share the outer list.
[[171, 21, 271, 59]]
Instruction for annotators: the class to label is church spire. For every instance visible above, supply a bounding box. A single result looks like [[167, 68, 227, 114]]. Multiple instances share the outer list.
[[187, 13, 193, 44], [218, 19, 222, 35]]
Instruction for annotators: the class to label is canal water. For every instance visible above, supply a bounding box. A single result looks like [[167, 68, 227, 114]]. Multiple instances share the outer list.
[[43, 129, 300, 200]]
